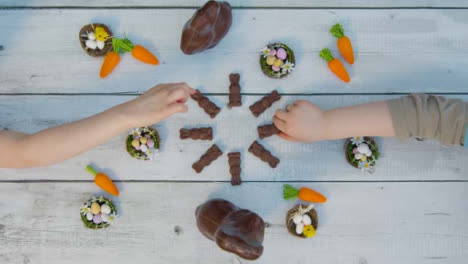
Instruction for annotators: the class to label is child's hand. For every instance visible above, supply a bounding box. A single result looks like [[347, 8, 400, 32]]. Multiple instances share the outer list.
[[121, 82, 195, 127], [274, 100, 327, 142]]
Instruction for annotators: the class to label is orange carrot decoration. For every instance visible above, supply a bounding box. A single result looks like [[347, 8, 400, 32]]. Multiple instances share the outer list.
[[283, 184, 327, 203], [320, 48, 350, 83], [330, 23, 354, 65], [115, 37, 159, 65], [100, 51, 120, 78], [86, 165, 120, 196], [131, 45, 159, 65]]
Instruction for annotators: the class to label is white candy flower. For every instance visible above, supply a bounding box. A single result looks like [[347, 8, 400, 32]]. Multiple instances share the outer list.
[[281, 61, 294, 73], [350, 136, 364, 145], [130, 128, 142, 137], [261, 47, 271, 58], [358, 161, 374, 173]]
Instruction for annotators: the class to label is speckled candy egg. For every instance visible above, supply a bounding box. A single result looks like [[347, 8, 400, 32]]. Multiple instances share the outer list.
[[140, 144, 148, 152], [352, 147, 358, 154], [269, 49, 277, 56], [140, 137, 148, 144], [276, 48, 287, 60], [101, 204, 111, 215], [272, 66, 281, 72], [86, 212, 93, 221], [93, 213, 103, 224], [147, 139, 155, 148], [101, 213, 110, 222], [273, 59, 284, 67], [131, 139, 140, 148], [90, 202, 101, 215], [266, 56, 276, 66], [357, 143, 370, 154]]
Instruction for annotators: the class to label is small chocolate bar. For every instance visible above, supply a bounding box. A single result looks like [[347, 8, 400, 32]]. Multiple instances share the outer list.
[[248, 141, 279, 168], [257, 124, 280, 139], [191, 89, 221, 118], [180, 127, 213, 140], [227, 152, 241, 185], [249, 90, 281, 117], [228, 73, 241, 108], [192, 144, 223, 173]]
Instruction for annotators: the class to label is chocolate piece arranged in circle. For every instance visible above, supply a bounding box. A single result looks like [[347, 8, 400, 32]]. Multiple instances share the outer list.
[[228, 152, 241, 185], [192, 144, 223, 173], [248, 141, 280, 168], [180, 1, 232, 55], [180, 127, 213, 140], [195, 199, 265, 260], [249, 90, 281, 117], [257, 124, 280, 139], [228, 73, 242, 108], [191, 89, 221, 118]]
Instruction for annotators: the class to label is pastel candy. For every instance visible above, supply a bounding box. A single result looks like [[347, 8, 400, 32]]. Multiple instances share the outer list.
[[276, 48, 287, 60]]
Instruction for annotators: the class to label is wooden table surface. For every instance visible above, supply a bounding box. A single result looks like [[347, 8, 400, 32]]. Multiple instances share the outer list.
[[1, 1, 468, 263]]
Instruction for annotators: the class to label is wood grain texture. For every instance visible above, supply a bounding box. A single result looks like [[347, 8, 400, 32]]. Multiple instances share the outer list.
[[1, 9, 468, 94], [0, 182, 467, 264], [1, 0, 468, 8], [0, 94, 466, 181]]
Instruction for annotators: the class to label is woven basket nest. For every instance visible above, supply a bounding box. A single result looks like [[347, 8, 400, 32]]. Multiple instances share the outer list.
[[80, 197, 117, 229], [260, 42, 295, 79], [79, 23, 113, 57], [285, 204, 318, 238], [344, 137, 379, 169], [126, 127, 161, 161]]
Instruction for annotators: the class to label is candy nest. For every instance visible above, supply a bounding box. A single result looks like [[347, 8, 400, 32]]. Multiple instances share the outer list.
[[79, 23, 113, 57], [126, 127, 160, 160], [286, 204, 318, 238], [345, 136, 380, 173], [80, 196, 117, 229], [260, 42, 295, 79]]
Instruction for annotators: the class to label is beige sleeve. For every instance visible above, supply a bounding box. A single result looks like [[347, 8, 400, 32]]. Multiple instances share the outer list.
[[387, 94, 468, 145]]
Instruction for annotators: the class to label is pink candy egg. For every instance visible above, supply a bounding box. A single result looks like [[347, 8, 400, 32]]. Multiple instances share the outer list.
[[353, 148, 358, 154], [276, 48, 287, 60], [147, 139, 155, 148], [93, 213, 102, 224], [269, 49, 277, 56], [272, 66, 280, 72]]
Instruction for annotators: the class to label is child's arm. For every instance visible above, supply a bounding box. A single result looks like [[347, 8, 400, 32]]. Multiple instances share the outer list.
[[0, 83, 194, 168], [274, 100, 395, 142], [274, 94, 468, 145]]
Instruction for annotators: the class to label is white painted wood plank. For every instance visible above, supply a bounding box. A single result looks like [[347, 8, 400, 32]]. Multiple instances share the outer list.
[[1, 0, 468, 8], [0, 182, 467, 263], [1, 9, 468, 94], [0, 94, 467, 181]]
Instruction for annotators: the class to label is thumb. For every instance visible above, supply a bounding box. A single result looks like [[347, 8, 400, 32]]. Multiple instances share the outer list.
[[278, 132, 299, 142]]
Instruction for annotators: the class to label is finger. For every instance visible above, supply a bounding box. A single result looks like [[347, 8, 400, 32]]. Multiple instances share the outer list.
[[286, 104, 295, 112], [165, 103, 188, 116], [174, 82, 195, 94], [274, 109, 289, 121], [273, 117, 287, 132], [278, 132, 299, 142], [168, 87, 191, 103]]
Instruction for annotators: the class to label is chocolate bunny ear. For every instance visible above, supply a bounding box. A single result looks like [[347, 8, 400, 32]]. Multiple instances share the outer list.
[[195, 199, 265, 260], [180, 1, 232, 55]]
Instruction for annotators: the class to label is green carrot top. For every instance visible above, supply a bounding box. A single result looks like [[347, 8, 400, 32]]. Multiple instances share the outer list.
[[330, 23, 345, 38], [112, 37, 135, 54], [319, 48, 335, 62], [86, 164, 98, 176], [283, 184, 300, 201]]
